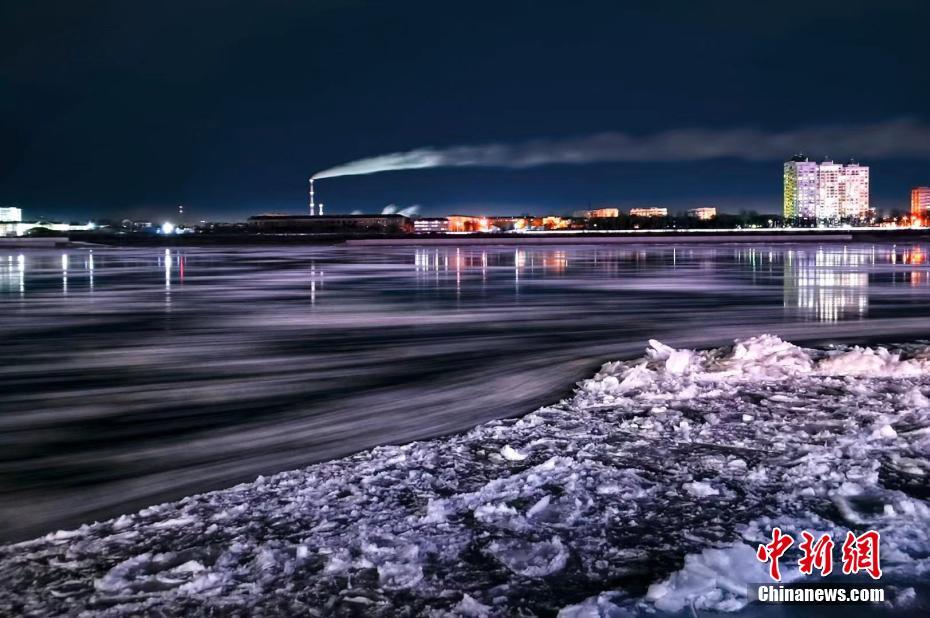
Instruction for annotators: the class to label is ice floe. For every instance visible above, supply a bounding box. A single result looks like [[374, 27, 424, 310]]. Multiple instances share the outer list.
[[1, 335, 929, 616]]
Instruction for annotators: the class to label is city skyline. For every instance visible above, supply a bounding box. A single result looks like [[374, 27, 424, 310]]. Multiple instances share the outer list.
[[1, 137, 926, 224], [2, 1, 930, 220]]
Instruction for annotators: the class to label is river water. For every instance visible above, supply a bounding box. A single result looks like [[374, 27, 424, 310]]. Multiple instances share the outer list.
[[2, 242, 930, 542]]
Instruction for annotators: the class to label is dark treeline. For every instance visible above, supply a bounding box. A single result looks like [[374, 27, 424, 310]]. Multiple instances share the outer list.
[[584, 211, 782, 230]]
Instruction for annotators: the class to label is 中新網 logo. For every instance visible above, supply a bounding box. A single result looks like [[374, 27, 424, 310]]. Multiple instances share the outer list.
[[756, 528, 882, 581]]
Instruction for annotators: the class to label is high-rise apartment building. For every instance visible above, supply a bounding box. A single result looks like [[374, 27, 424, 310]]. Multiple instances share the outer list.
[[840, 163, 869, 220], [817, 161, 843, 221], [911, 187, 930, 220], [783, 157, 869, 222], [784, 156, 819, 219]]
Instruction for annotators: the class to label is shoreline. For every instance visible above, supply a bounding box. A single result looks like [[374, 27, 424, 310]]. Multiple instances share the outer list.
[[15, 227, 930, 248], [346, 233, 854, 246]]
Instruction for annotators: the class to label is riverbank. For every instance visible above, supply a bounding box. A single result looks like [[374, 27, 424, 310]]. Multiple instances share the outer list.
[[38, 227, 930, 247], [0, 237, 72, 248], [347, 233, 853, 246]]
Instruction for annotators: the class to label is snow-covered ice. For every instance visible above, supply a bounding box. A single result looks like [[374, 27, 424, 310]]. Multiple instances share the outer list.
[[2, 335, 930, 616]]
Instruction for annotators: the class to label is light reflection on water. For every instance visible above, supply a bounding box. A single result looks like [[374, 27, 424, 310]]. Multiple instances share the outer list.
[[783, 248, 870, 322], [2, 242, 930, 541]]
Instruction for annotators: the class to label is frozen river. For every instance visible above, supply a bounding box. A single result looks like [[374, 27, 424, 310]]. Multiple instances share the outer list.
[[3, 242, 930, 543]]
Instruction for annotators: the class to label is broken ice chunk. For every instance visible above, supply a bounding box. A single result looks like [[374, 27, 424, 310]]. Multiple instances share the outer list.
[[683, 481, 719, 498]]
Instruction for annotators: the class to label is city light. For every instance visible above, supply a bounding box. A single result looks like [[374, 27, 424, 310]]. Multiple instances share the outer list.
[[161, 222, 175, 235]]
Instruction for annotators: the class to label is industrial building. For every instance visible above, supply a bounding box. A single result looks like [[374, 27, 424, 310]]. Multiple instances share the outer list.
[[247, 214, 412, 234]]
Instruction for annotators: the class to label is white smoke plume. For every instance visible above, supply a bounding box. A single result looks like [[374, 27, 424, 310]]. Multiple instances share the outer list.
[[312, 118, 930, 180], [380, 204, 420, 216]]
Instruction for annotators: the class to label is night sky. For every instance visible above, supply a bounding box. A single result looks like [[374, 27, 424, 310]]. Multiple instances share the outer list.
[[2, 0, 929, 222]]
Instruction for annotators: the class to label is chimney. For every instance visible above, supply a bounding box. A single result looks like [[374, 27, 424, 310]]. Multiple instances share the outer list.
[[309, 178, 316, 216]]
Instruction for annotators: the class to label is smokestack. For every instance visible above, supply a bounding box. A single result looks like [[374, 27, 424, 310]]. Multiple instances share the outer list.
[[308, 178, 316, 216]]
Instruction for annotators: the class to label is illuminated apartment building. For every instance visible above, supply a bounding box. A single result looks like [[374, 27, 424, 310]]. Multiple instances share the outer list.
[[817, 161, 843, 221], [783, 157, 869, 222], [839, 163, 869, 220], [911, 187, 930, 220], [783, 156, 820, 219]]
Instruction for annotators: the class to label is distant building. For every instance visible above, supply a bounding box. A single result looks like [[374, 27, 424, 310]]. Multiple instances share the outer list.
[[816, 160, 843, 221], [488, 216, 528, 231], [0, 208, 99, 237], [247, 214, 412, 234], [629, 207, 667, 218], [0, 207, 23, 222], [413, 218, 449, 233], [0, 220, 95, 237], [840, 163, 869, 220], [541, 216, 571, 229], [784, 156, 869, 222], [687, 207, 717, 220], [574, 208, 619, 219], [783, 156, 819, 219], [911, 187, 930, 220], [446, 215, 488, 232], [121, 219, 154, 232]]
